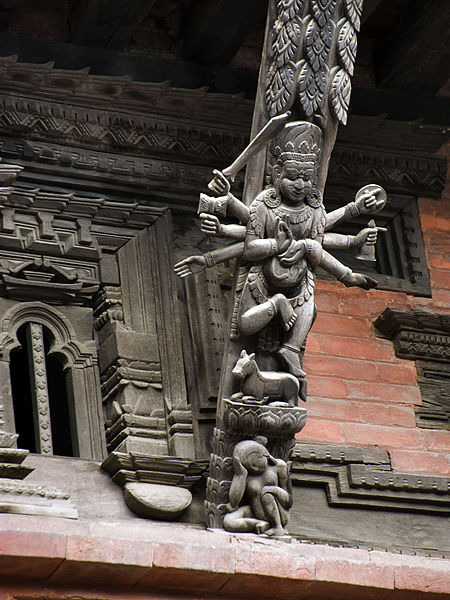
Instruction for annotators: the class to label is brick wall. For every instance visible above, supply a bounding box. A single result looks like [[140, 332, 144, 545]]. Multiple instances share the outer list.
[[301, 143, 450, 477]]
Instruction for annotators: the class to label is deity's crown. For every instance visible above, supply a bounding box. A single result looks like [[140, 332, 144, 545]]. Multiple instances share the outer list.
[[272, 121, 322, 166]]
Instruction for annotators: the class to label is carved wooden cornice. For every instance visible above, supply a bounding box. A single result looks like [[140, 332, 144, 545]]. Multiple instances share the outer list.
[[329, 145, 447, 198], [375, 307, 450, 362], [375, 307, 450, 429], [292, 442, 450, 515], [0, 58, 446, 202]]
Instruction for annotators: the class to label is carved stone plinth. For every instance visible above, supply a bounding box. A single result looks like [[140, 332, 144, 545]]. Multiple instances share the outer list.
[[102, 451, 208, 520]]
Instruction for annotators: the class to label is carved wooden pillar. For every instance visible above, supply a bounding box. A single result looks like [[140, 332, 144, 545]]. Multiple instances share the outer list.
[[204, 0, 370, 534], [101, 212, 205, 519], [26, 322, 53, 455]]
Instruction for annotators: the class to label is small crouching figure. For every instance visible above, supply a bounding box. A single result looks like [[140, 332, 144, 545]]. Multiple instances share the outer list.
[[223, 438, 292, 537]]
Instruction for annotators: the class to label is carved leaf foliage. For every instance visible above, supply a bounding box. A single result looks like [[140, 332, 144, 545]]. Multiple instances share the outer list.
[[305, 19, 334, 72], [330, 67, 351, 125], [272, 16, 303, 67], [311, 0, 338, 27], [344, 0, 363, 31], [266, 60, 299, 117], [298, 60, 328, 117], [277, 0, 306, 21], [266, 0, 305, 116], [337, 19, 357, 75]]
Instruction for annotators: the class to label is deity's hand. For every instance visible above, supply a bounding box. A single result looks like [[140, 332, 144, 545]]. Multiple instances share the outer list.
[[275, 218, 293, 254], [343, 272, 378, 290], [279, 240, 306, 266], [174, 255, 207, 278], [200, 212, 223, 237], [355, 185, 387, 215], [208, 169, 231, 196], [353, 226, 378, 248]]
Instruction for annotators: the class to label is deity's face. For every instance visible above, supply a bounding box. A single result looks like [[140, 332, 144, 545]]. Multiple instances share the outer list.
[[278, 160, 314, 206], [245, 448, 269, 474]]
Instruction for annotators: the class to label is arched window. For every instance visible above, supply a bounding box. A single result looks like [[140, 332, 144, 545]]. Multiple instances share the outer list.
[[0, 302, 105, 460], [10, 323, 76, 456]]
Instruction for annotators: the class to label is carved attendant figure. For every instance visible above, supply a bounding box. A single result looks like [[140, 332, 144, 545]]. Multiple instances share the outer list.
[[223, 438, 292, 537]]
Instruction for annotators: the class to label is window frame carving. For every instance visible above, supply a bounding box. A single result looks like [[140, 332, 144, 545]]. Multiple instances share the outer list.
[[0, 301, 105, 459]]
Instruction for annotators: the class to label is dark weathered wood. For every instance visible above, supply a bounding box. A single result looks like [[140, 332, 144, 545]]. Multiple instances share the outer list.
[[374, 0, 450, 94], [69, 0, 156, 49], [179, 0, 268, 66]]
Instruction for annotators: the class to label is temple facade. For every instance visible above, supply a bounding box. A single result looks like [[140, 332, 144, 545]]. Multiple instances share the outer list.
[[0, 1, 449, 598]]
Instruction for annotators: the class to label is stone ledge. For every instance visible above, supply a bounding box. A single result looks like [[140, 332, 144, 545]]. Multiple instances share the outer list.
[[0, 514, 448, 598]]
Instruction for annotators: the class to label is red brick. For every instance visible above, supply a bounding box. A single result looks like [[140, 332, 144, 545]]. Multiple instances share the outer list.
[[344, 380, 422, 405], [299, 418, 342, 443], [419, 429, 450, 452], [370, 551, 450, 594], [0, 530, 65, 580], [218, 573, 313, 600], [338, 296, 404, 319], [430, 268, 450, 290], [307, 398, 416, 428], [50, 534, 154, 585], [305, 332, 321, 353], [153, 540, 234, 574], [394, 562, 450, 594], [428, 251, 450, 271], [358, 403, 417, 428], [304, 355, 378, 382], [312, 313, 371, 338], [65, 534, 154, 566], [306, 398, 362, 422], [341, 423, 421, 450], [0, 529, 65, 558], [139, 565, 231, 594], [375, 362, 417, 386], [423, 231, 450, 255], [429, 288, 450, 309], [307, 375, 347, 399], [309, 335, 398, 363], [316, 558, 394, 589], [420, 214, 450, 233], [390, 450, 450, 476], [234, 542, 315, 580], [315, 292, 341, 314]]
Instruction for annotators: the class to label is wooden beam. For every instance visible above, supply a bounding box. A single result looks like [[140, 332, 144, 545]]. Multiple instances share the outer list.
[[374, 0, 450, 94], [69, 0, 155, 50], [179, 0, 268, 66]]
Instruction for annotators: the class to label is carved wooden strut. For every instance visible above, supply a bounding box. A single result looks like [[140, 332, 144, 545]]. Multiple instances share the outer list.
[[175, 0, 388, 536]]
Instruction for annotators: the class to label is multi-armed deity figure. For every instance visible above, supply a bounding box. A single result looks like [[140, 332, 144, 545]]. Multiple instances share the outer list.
[[176, 120, 385, 395], [175, 0, 387, 535]]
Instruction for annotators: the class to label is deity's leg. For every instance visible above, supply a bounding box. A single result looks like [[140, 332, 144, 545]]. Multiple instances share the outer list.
[[260, 492, 287, 537], [223, 506, 269, 533], [239, 293, 297, 336], [277, 296, 315, 378]]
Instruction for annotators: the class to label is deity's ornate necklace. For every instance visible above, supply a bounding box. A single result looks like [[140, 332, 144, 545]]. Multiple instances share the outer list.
[[273, 203, 312, 225]]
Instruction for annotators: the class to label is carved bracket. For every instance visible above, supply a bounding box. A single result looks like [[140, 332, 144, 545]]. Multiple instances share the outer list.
[[375, 307, 450, 429]]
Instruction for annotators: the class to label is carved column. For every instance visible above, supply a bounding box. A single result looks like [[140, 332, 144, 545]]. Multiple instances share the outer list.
[[204, 0, 371, 534], [101, 213, 204, 519], [26, 322, 53, 455]]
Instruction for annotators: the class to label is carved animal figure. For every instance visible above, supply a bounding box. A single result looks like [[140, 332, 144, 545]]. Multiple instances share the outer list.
[[232, 349, 299, 406]]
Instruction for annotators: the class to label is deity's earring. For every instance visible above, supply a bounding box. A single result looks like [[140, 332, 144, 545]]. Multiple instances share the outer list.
[[265, 166, 282, 207], [264, 189, 281, 208], [305, 187, 323, 208]]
